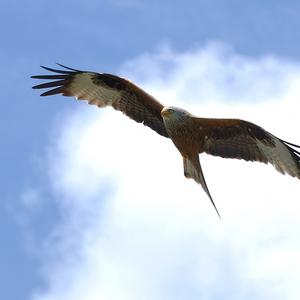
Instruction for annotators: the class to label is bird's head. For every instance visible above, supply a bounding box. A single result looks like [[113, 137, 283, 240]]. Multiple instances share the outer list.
[[161, 106, 191, 121]]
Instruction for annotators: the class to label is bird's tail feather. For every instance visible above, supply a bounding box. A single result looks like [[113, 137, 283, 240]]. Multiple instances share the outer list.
[[183, 156, 221, 218]]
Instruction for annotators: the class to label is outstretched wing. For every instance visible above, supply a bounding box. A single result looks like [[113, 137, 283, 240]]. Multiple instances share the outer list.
[[31, 64, 169, 138], [198, 118, 300, 179]]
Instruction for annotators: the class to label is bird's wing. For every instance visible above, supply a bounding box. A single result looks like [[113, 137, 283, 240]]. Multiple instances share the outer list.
[[31, 64, 169, 138], [197, 118, 300, 179]]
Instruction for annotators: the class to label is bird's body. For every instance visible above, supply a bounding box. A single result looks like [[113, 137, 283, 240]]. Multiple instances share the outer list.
[[32, 64, 300, 217]]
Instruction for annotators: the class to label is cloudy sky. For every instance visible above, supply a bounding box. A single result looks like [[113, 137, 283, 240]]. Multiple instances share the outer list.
[[2, 1, 300, 299]]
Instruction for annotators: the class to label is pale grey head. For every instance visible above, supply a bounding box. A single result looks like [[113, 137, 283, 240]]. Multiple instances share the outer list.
[[161, 106, 192, 121]]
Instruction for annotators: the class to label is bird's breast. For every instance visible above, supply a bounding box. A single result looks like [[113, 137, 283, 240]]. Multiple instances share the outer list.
[[164, 119, 204, 155]]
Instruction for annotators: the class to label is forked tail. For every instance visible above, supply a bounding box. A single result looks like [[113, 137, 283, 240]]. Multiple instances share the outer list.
[[183, 155, 221, 218]]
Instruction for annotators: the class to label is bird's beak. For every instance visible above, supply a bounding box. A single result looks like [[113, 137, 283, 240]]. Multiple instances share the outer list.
[[161, 109, 170, 117]]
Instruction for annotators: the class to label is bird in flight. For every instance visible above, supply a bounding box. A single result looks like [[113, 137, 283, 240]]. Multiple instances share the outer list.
[[32, 64, 300, 217]]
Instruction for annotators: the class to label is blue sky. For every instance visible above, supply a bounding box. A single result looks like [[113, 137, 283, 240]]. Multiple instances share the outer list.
[[2, 1, 300, 300]]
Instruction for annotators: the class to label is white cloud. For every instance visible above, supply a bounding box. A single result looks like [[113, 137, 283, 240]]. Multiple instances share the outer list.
[[121, 43, 300, 107], [31, 43, 300, 300]]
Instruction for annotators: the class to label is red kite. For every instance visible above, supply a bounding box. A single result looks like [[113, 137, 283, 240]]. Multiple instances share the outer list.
[[32, 64, 300, 217]]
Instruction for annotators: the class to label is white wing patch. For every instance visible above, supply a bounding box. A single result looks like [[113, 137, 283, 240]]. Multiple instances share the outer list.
[[70, 73, 121, 107], [257, 135, 299, 178]]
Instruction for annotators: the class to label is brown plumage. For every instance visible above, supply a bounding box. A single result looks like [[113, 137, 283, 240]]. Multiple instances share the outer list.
[[32, 64, 300, 218]]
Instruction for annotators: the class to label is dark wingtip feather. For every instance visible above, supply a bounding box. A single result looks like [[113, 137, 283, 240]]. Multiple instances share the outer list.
[[281, 139, 300, 149], [40, 65, 73, 74], [31, 64, 79, 91], [280, 139, 300, 158], [32, 79, 68, 90], [56, 63, 80, 72], [40, 87, 65, 96], [31, 74, 68, 80]]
